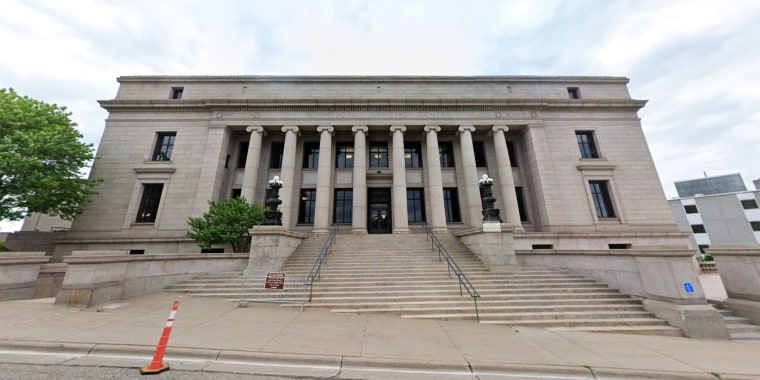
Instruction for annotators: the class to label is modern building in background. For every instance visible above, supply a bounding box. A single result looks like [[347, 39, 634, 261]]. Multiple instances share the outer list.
[[53, 75, 686, 258], [674, 173, 747, 198], [669, 174, 760, 252]]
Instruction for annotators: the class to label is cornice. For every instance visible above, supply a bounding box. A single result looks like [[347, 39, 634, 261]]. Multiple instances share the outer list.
[[116, 75, 631, 84], [98, 98, 647, 113]]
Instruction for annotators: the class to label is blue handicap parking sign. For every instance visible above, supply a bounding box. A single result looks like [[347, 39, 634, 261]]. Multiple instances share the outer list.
[[683, 283, 695, 293]]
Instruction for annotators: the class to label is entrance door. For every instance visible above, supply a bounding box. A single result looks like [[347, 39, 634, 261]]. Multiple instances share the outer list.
[[367, 188, 392, 234], [368, 203, 391, 234]]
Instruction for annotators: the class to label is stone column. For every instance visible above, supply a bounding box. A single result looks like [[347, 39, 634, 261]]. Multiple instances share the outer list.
[[241, 126, 265, 203], [491, 125, 522, 229], [279, 125, 299, 229], [192, 125, 231, 217], [424, 125, 447, 232], [352, 126, 368, 234], [313, 126, 334, 234], [457, 125, 482, 229], [390, 125, 410, 234]]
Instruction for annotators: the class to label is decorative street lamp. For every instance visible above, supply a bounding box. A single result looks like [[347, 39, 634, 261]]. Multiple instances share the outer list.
[[479, 174, 503, 222], [262, 176, 283, 226]]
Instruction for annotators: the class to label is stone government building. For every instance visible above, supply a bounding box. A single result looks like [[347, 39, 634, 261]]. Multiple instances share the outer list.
[[53, 75, 686, 258]]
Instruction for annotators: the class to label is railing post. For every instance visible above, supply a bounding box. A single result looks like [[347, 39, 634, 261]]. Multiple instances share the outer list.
[[474, 297, 480, 322]]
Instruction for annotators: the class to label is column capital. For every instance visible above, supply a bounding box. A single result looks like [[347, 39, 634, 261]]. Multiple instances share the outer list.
[[491, 125, 509, 134], [424, 125, 441, 133], [246, 125, 266, 135], [390, 125, 407, 134], [281, 125, 300, 135], [317, 125, 334, 135], [352, 125, 368, 134], [457, 125, 476, 135]]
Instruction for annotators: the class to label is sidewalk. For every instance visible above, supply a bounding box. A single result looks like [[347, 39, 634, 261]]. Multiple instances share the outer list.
[[0, 292, 758, 379]]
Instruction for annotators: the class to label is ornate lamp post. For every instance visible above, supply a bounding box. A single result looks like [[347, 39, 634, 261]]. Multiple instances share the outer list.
[[262, 176, 283, 226], [479, 174, 503, 222]]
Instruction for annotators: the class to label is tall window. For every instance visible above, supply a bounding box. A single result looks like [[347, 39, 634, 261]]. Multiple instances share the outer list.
[[443, 188, 461, 223], [407, 188, 426, 222], [269, 142, 284, 169], [369, 142, 388, 168], [751, 221, 760, 231], [589, 181, 615, 218], [691, 224, 706, 233], [741, 199, 759, 209], [506, 141, 518, 167], [303, 142, 319, 169], [576, 131, 599, 159], [404, 141, 422, 168], [237, 141, 249, 169], [298, 189, 317, 224], [439, 141, 454, 167], [336, 143, 354, 168], [136, 184, 163, 223], [152, 132, 176, 161], [515, 186, 528, 221], [334, 189, 353, 223], [684, 204, 699, 214], [473, 141, 487, 168]]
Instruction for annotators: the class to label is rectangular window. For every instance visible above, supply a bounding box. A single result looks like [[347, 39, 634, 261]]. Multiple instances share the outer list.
[[298, 189, 317, 224], [135, 184, 163, 223], [515, 186, 528, 221], [751, 221, 760, 231], [231, 188, 241, 198], [741, 199, 759, 209], [303, 142, 320, 169], [684, 204, 699, 214], [567, 87, 580, 99], [532, 244, 554, 249], [576, 131, 599, 159], [589, 180, 615, 218], [171, 87, 183, 99], [269, 142, 284, 169], [336, 143, 354, 168], [407, 188, 426, 223], [443, 188, 461, 223], [369, 142, 388, 168], [439, 141, 454, 167], [152, 132, 176, 161], [129, 249, 145, 255], [506, 141, 518, 167], [404, 141, 422, 168], [333, 189, 353, 224], [473, 141, 487, 168], [691, 224, 707, 233], [237, 141, 249, 169]]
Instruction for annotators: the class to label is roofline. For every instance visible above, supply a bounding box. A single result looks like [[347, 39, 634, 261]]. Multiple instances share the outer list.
[[116, 75, 631, 84]]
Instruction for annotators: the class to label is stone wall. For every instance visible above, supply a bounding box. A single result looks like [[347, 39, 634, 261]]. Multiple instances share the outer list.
[[33, 263, 67, 298], [55, 251, 247, 308], [0, 252, 50, 301], [708, 245, 760, 324]]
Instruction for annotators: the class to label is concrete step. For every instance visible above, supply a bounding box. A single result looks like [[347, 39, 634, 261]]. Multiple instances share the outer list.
[[731, 332, 760, 340], [480, 317, 672, 328], [330, 304, 646, 315], [547, 325, 683, 336], [403, 310, 657, 321], [291, 297, 641, 310]]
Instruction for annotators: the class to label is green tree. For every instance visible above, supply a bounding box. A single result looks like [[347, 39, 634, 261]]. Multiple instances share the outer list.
[[0, 88, 99, 221], [186, 197, 265, 253]]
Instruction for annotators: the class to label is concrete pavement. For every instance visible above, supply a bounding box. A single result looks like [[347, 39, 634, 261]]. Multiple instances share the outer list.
[[0, 292, 758, 379]]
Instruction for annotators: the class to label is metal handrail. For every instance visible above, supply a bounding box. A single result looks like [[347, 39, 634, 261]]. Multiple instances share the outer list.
[[304, 224, 339, 301], [421, 223, 481, 322]]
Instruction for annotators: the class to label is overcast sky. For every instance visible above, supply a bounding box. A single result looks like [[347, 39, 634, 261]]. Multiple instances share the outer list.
[[2, 0, 760, 232]]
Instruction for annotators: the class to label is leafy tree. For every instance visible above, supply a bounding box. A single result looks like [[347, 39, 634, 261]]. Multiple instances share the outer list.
[[186, 197, 265, 253], [0, 88, 99, 221]]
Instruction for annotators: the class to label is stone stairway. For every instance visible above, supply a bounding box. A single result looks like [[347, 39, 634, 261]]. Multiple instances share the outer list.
[[712, 304, 760, 341], [167, 232, 681, 336]]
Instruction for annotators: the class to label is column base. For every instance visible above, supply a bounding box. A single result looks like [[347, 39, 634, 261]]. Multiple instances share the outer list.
[[393, 228, 411, 234], [431, 226, 449, 233], [351, 228, 368, 235], [311, 229, 329, 236]]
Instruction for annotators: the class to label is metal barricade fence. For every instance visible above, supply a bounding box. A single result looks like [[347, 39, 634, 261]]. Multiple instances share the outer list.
[[236, 274, 307, 311]]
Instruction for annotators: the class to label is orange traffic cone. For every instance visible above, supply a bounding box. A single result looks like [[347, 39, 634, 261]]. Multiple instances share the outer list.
[[140, 300, 179, 375]]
